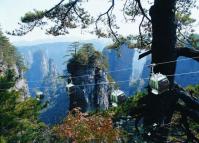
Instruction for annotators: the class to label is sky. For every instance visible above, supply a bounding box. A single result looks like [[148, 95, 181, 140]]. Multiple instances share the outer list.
[[0, 0, 199, 46], [0, 0, 81, 45], [0, 0, 143, 45]]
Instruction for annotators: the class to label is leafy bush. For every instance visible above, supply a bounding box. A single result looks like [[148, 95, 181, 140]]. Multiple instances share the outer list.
[[53, 108, 122, 143], [186, 84, 199, 98], [113, 92, 147, 118]]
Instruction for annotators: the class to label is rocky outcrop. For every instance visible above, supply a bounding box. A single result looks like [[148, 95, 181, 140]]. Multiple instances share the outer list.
[[103, 44, 149, 96], [39, 58, 68, 125], [14, 78, 30, 102], [67, 64, 112, 112], [25, 50, 49, 96], [93, 67, 110, 110], [67, 45, 113, 112], [0, 62, 30, 101], [20, 49, 69, 124]]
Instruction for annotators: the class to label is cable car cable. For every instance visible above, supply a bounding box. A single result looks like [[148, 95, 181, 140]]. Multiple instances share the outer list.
[[1, 70, 199, 91]]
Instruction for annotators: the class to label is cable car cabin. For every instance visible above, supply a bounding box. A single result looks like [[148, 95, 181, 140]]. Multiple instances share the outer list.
[[149, 73, 169, 95], [111, 90, 125, 107], [35, 91, 44, 101], [66, 83, 74, 92]]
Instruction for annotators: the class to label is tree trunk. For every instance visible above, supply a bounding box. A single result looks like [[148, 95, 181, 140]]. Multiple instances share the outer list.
[[150, 0, 177, 82], [143, 0, 178, 129]]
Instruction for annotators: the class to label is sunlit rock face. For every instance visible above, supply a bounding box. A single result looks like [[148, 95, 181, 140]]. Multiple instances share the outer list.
[[0, 62, 30, 101], [14, 78, 30, 101], [24, 50, 49, 96], [103, 45, 149, 96]]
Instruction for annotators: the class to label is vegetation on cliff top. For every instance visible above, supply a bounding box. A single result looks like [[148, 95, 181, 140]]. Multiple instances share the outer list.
[[0, 30, 25, 71], [67, 43, 108, 74]]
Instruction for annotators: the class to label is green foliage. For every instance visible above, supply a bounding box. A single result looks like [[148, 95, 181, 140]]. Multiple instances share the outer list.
[[67, 43, 108, 73], [0, 136, 7, 143], [189, 34, 199, 49], [0, 74, 48, 142], [0, 30, 25, 71], [0, 29, 53, 143], [21, 10, 45, 23], [176, 12, 196, 27], [0, 69, 16, 90], [112, 92, 146, 118], [186, 84, 199, 98]]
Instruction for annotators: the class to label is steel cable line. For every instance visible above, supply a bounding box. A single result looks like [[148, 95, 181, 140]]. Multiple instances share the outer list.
[[1, 55, 199, 85], [1, 70, 199, 91]]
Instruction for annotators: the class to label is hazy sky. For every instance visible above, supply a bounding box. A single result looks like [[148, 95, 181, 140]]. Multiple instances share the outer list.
[[0, 0, 73, 44], [0, 0, 199, 45], [0, 0, 144, 44]]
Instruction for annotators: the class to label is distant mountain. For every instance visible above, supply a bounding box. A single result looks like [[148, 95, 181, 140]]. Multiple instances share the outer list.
[[17, 40, 109, 73], [24, 50, 49, 96], [16, 41, 109, 124], [39, 58, 68, 125], [23, 50, 68, 124], [103, 45, 150, 95], [13, 38, 112, 47]]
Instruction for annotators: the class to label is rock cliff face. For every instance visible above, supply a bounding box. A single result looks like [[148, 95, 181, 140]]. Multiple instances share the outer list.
[[0, 62, 30, 101], [14, 78, 30, 101], [103, 44, 134, 95], [103, 45, 150, 96], [38, 58, 68, 125], [67, 44, 112, 112], [24, 50, 49, 96], [21, 49, 68, 124], [0, 31, 30, 101], [68, 66, 111, 112], [11, 64, 30, 101], [175, 57, 199, 86], [103, 45, 199, 96]]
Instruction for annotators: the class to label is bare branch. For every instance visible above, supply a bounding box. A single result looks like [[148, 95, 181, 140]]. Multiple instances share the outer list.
[[135, 0, 151, 22], [122, 0, 130, 22], [107, 13, 120, 43], [95, 0, 120, 42], [176, 103, 199, 124], [45, 0, 65, 14], [138, 49, 151, 59], [138, 15, 145, 48], [176, 88, 199, 111], [177, 28, 193, 46], [73, 7, 83, 21], [177, 36, 187, 46], [176, 47, 199, 62], [95, 0, 115, 23]]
